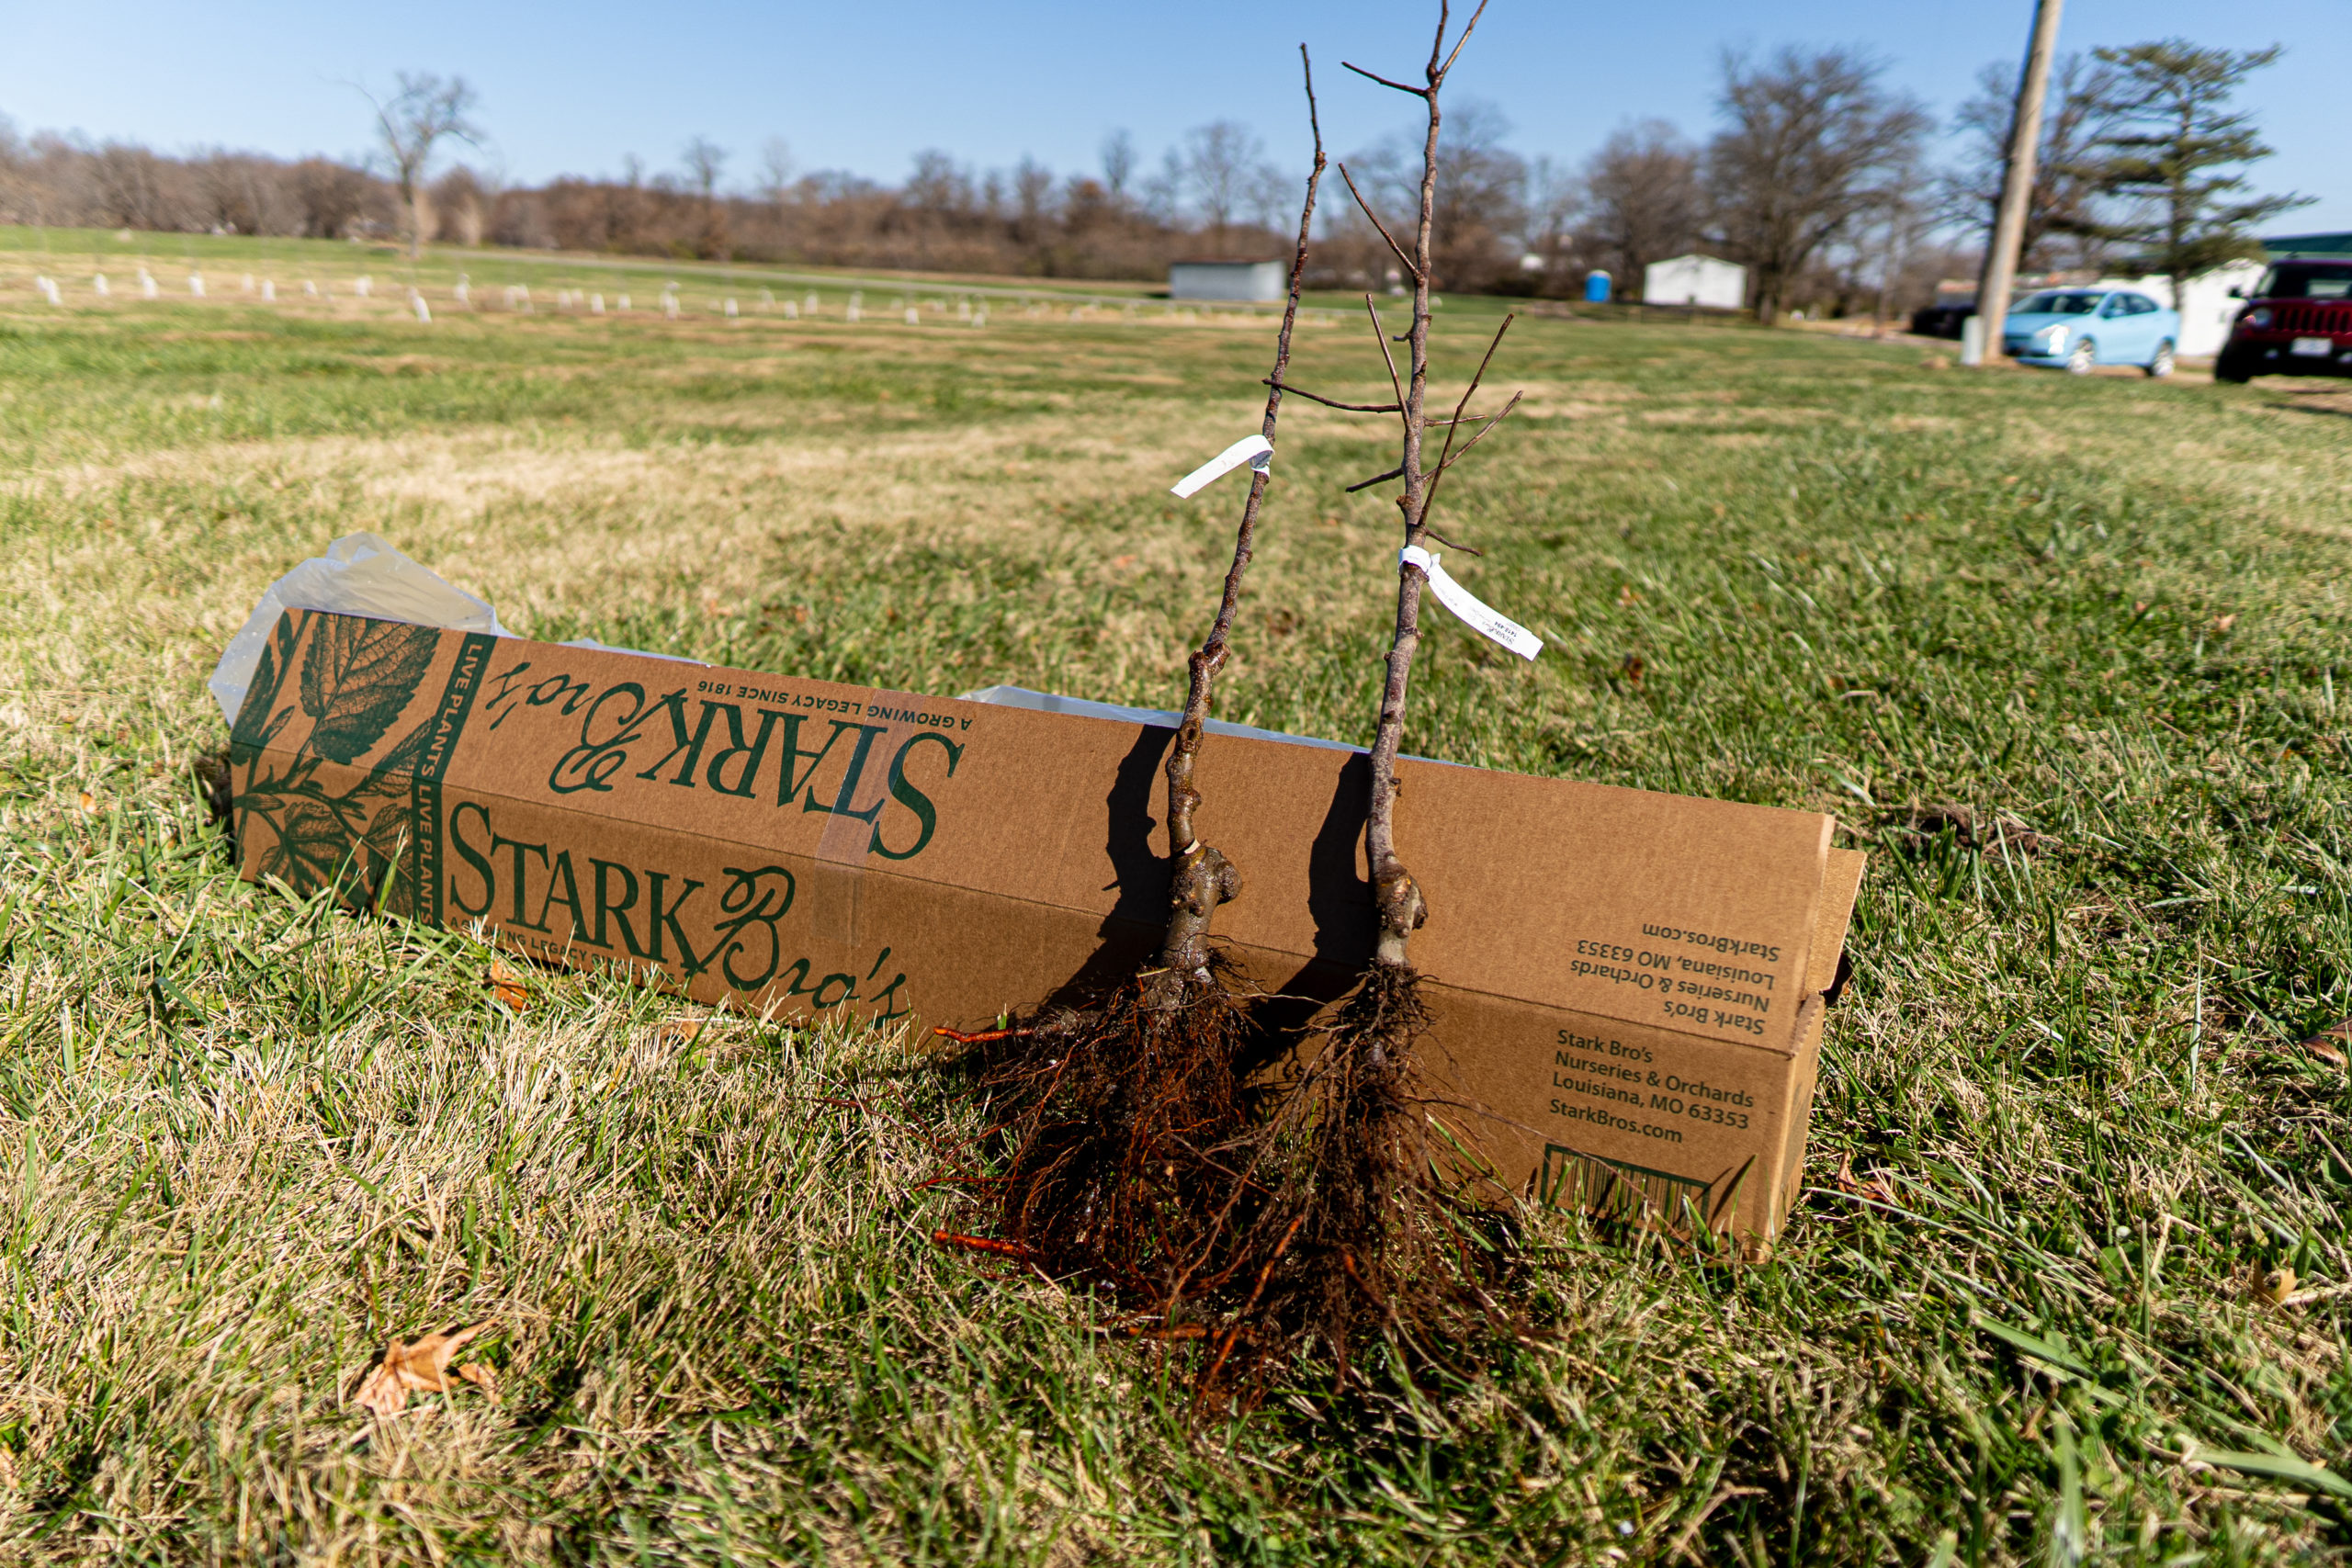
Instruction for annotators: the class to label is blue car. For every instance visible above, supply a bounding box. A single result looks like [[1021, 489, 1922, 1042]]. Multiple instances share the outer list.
[[2001, 288, 2180, 377]]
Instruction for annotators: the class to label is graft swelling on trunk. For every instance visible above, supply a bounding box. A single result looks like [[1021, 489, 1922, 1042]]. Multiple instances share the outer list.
[[1152, 57, 1326, 994]]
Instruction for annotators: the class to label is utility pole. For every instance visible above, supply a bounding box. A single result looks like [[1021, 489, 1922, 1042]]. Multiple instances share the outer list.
[[1964, 0, 2064, 367]]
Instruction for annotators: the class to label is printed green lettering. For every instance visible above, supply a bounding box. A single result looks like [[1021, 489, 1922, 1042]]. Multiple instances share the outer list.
[[803, 721, 890, 823], [875, 731, 962, 860], [704, 705, 781, 798], [449, 801, 495, 917], [537, 850, 589, 942], [592, 859, 647, 957], [490, 831, 551, 930]]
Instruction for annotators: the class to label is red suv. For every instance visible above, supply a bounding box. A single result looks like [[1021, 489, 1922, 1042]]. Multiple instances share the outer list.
[[2216, 260, 2352, 382]]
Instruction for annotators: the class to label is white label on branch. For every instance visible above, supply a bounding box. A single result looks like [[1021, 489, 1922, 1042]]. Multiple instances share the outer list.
[[1170, 434, 1274, 499], [1400, 546, 1542, 660]]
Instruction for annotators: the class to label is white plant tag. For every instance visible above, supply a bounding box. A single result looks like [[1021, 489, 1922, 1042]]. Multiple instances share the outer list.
[[1170, 434, 1273, 498], [1401, 546, 1542, 660]]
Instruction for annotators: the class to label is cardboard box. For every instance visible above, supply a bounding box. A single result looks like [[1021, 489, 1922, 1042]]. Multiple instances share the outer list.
[[229, 609, 1862, 1239]]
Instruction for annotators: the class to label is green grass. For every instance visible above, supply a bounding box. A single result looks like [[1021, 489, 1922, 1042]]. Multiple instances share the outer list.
[[5, 231, 2352, 1562]]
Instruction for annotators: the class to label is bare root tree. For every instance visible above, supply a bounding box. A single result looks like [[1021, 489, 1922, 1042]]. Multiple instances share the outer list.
[[1197, 0, 1530, 1402], [936, 50, 1329, 1338], [367, 72, 481, 259], [1702, 46, 1928, 321]]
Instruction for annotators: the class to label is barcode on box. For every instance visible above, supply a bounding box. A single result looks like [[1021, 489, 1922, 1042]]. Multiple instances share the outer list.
[[1539, 1144, 1716, 1226]]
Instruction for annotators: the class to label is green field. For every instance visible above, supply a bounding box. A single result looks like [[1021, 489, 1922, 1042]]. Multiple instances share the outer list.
[[6, 230, 2352, 1564]]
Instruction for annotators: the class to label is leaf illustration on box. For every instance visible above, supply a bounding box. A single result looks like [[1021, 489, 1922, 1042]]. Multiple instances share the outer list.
[[299, 618, 440, 765], [238, 617, 445, 908], [232, 608, 311, 751], [257, 791, 369, 891]]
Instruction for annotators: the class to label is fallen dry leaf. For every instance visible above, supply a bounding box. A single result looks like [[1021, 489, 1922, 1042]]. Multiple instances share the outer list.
[[2256, 1267, 2298, 1306], [2211, 614, 2237, 634], [1835, 1155, 1896, 1208], [652, 1016, 707, 1047], [352, 1320, 497, 1418], [2295, 1021, 2350, 1068], [487, 958, 531, 1010], [75, 791, 96, 816]]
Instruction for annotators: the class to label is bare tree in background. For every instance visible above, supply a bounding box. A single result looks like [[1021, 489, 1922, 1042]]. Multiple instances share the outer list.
[[1100, 130, 1136, 204], [1940, 54, 2114, 273], [1247, 163, 1295, 232], [367, 72, 481, 258], [1430, 100, 1527, 290], [758, 139, 795, 209], [1703, 47, 1928, 321], [89, 142, 190, 232], [682, 136, 730, 258], [1520, 155, 1579, 286], [682, 135, 728, 200], [291, 157, 371, 238], [431, 164, 489, 247], [1352, 98, 1527, 291], [1576, 120, 1702, 297], [1012, 156, 1056, 243], [1181, 121, 1268, 254]]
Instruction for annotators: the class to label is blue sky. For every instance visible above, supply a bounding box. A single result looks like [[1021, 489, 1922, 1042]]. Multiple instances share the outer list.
[[4, 0, 2344, 232]]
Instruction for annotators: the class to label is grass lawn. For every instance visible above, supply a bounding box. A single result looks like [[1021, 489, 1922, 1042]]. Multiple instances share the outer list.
[[6, 231, 2352, 1564]]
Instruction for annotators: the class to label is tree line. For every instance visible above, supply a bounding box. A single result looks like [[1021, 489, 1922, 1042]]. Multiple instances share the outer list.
[[0, 39, 2306, 320]]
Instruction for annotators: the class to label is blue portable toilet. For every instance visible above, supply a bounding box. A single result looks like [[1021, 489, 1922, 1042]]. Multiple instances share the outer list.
[[1584, 270, 1612, 303]]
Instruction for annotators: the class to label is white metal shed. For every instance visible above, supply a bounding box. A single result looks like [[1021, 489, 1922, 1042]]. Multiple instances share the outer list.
[[1643, 254, 1747, 310], [1169, 259, 1285, 303]]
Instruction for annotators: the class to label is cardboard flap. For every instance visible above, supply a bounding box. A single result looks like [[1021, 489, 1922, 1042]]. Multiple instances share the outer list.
[[1810, 848, 1867, 995]]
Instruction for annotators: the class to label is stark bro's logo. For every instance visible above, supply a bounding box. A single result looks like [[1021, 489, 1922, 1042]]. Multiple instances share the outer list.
[[539, 680, 963, 861]]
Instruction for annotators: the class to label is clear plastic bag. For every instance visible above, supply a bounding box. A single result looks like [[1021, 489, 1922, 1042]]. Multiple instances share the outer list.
[[208, 534, 508, 727]]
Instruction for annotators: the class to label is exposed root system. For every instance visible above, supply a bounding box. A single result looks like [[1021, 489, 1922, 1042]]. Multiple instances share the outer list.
[[1195, 961, 1504, 1404], [946, 961, 1504, 1408], [958, 963, 1257, 1310]]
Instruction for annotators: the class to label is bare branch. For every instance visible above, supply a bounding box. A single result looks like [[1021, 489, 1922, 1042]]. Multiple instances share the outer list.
[[1157, 41, 1327, 976], [1345, 467, 1406, 493], [1430, 391, 1523, 475], [1419, 313, 1515, 515], [1422, 528, 1485, 557], [1341, 61, 1430, 97], [1337, 163, 1418, 279], [1433, 0, 1493, 85], [1262, 379, 1400, 413]]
